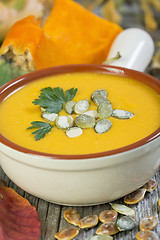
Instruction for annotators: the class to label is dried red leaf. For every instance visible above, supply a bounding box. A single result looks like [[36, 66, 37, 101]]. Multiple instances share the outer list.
[[0, 185, 40, 240]]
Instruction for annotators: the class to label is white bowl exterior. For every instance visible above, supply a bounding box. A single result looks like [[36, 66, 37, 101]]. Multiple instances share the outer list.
[[0, 137, 159, 206]]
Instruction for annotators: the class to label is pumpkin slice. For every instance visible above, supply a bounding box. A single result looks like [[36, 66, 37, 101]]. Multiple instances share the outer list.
[[0, 15, 43, 71], [34, 0, 122, 69]]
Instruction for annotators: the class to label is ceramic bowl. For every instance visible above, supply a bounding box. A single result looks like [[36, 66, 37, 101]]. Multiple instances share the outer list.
[[0, 64, 159, 206]]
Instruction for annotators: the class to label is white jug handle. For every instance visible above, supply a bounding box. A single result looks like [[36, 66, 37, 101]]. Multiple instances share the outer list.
[[105, 28, 155, 72]]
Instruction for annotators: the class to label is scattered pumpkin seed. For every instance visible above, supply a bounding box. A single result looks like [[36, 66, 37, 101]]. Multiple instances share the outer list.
[[143, 179, 158, 193], [99, 210, 118, 223], [41, 112, 58, 122], [92, 95, 109, 106], [95, 119, 112, 134], [74, 99, 90, 114], [91, 89, 108, 100], [136, 230, 159, 240], [117, 216, 136, 231], [63, 101, 76, 114], [66, 127, 83, 138], [88, 235, 113, 240], [96, 222, 119, 235], [78, 215, 99, 229], [140, 216, 158, 231], [112, 110, 134, 119], [75, 114, 95, 128], [97, 102, 113, 119], [84, 110, 98, 119], [64, 209, 81, 226], [110, 203, 135, 216], [55, 228, 79, 240], [124, 188, 146, 204], [55, 116, 73, 130]]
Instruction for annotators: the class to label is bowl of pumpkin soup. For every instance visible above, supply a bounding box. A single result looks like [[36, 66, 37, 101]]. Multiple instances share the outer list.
[[0, 64, 159, 205]]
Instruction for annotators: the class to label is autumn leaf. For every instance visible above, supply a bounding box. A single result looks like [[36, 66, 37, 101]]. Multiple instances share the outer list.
[[0, 185, 41, 240]]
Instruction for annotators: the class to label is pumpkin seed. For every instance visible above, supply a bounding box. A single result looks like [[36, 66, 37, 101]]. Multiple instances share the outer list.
[[97, 102, 113, 119], [96, 222, 119, 235], [74, 99, 90, 114], [91, 89, 107, 100], [55, 228, 79, 240], [66, 127, 83, 138], [140, 216, 158, 231], [99, 210, 118, 223], [40, 107, 46, 112], [92, 95, 109, 106], [55, 116, 73, 130], [78, 215, 99, 229], [124, 188, 146, 204], [112, 110, 134, 119], [95, 119, 112, 134], [75, 114, 95, 128], [110, 203, 135, 216], [63, 101, 76, 114], [42, 112, 58, 122], [136, 230, 159, 240], [64, 209, 81, 226], [117, 216, 136, 231], [88, 235, 113, 240], [143, 179, 158, 193], [84, 110, 98, 119]]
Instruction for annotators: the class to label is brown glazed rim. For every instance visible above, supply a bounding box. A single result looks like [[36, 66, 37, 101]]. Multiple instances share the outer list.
[[0, 64, 160, 160]]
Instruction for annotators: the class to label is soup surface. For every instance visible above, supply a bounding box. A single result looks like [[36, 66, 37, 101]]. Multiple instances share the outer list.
[[0, 72, 159, 155]]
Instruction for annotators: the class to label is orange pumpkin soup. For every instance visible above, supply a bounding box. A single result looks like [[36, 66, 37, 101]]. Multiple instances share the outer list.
[[0, 72, 159, 155]]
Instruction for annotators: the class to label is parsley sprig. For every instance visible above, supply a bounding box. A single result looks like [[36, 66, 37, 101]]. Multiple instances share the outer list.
[[27, 87, 78, 140], [27, 121, 53, 141], [33, 87, 78, 113]]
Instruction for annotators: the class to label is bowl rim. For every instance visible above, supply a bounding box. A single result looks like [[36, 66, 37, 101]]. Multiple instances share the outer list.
[[0, 64, 160, 160]]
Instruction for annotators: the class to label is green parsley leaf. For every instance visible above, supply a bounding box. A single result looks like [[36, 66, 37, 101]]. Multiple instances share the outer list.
[[65, 88, 78, 102], [33, 87, 78, 113], [27, 121, 53, 141], [33, 87, 63, 113], [52, 87, 66, 103]]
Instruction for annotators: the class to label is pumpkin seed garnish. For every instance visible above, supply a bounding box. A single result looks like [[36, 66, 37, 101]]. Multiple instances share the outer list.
[[117, 216, 136, 231], [78, 215, 99, 229], [92, 95, 109, 106], [54, 228, 79, 240], [143, 179, 158, 193], [99, 210, 118, 223], [75, 114, 95, 128], [95, 119, 112, 134], [84, 110, 98, 119], [88, 235, 113, 240], [97, 102, 113, 119], [96, 222, 119, 235], [140, 216, 158, 231], [74, 99, 90, 114], [91, 89, 107, 100], [124, 188, 146, 204], [40, 106, 46, 112], [110, 203, 135, 216], [63, 101, 76, 114], [112, 110, 134, 119], [136, 230, 159, 240], [66, 127, 83, 138], [55, 116, 73, 130], [64, 209, 81, 226], [41, 112, 58, 122]]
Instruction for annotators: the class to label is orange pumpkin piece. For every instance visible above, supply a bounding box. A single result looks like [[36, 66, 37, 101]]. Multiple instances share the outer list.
[[34, 0, 122, 69], [0, 15, 43, 71], [0, 185, 40, 240]]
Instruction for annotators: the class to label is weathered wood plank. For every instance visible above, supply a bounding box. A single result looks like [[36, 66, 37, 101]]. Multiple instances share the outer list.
[[0, 166, 160, 239]]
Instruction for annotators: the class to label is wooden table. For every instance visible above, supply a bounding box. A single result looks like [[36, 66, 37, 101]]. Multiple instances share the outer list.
[[0, 167, 160, 239], [0, 1, 160, 239]]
